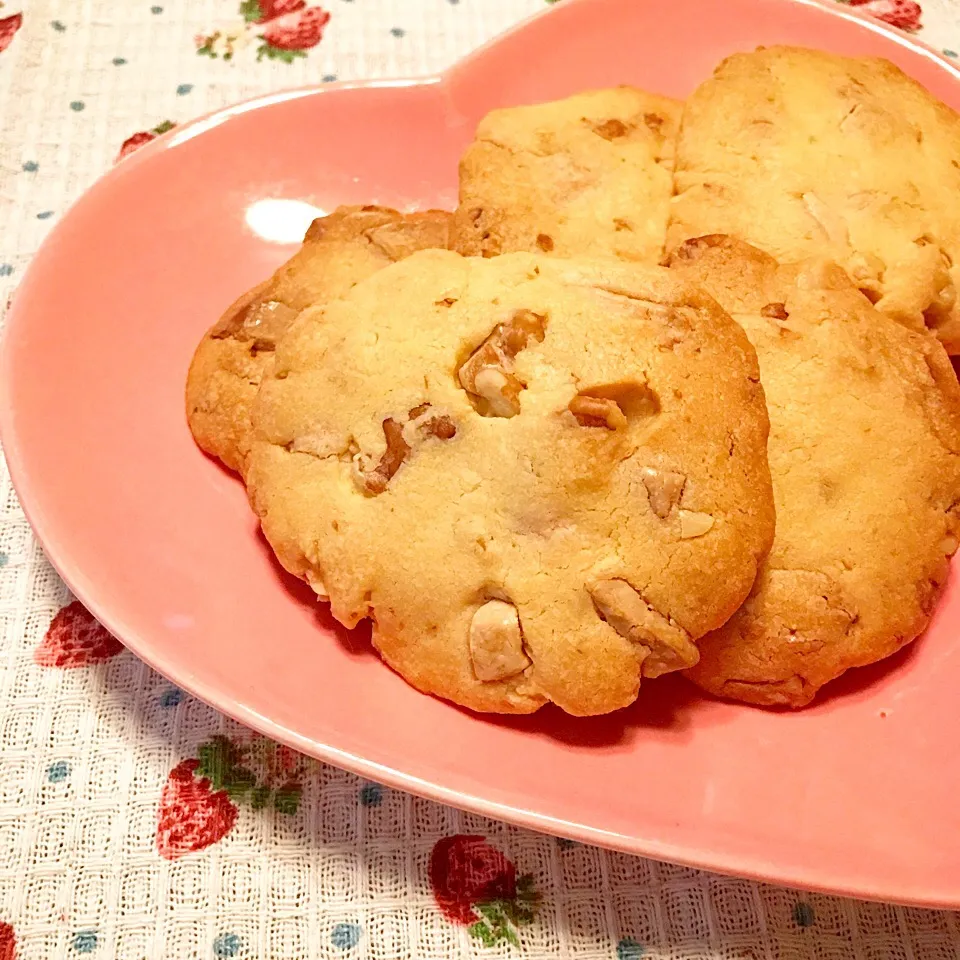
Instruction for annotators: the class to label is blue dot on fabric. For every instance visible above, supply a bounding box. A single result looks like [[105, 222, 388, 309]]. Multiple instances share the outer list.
[[47, 761, 71, 783], [945, 49, 959, 58], [212, 933, 241, 958], [0, 554, 8, 568], [0, 265, 13, 277], [616, 938, 645, 960], [113, 57, 127, 66], [22, 160, 38, 172], [151, 5, 163, 13], [390, 27, 405, 37], [322, 74, 337, 82], [330, 923, 362, 951], [37, 211, 54, 220], [51, 20, 67, 32], [70, 101, 86, 112], [359, 783, 382, 807], [176, 83, 193, 96], [793, 902, 816, 928], [448, 0, 460, 5], [159, 687, 183, 708], [72, 931, 98, 954]]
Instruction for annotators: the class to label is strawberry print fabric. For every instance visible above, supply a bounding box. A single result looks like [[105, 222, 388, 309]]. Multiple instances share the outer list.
[[3, 0, 960, 957], [195, 2, 332, 64]]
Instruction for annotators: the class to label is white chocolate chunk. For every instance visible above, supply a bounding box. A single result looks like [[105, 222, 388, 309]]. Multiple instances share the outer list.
[[679, 510, 714, 539], [641, 467, 686, 519], [469, 599, 531, 681]]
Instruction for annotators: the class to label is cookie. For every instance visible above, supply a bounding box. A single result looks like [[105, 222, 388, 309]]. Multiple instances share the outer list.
[[669, 235, 960, 707], [452, 87, 681, 263], [245, 249, 775, 715], [185, 205, 452, 474], [668, 46, 960, 353]]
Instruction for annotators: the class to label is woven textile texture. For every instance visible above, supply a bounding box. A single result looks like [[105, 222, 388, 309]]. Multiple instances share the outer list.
[[3, 0, 960, 957]]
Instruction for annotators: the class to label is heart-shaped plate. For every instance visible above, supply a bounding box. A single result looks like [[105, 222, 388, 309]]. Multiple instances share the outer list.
[[3, 0, 960, 906]]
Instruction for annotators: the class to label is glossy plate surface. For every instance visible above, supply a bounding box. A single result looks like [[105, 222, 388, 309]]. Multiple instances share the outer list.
[[3, 0, 960, 907]]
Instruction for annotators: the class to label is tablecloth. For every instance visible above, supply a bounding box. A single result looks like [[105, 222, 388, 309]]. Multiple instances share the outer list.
[[2, 1, 960, 957]]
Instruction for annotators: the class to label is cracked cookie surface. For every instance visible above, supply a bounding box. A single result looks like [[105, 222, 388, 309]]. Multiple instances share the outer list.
[[669, 235, 960, 707], [245, 250, 775, 715], [452, 87, 681, 264], [667, 46, 960, 353], [185, 205, 452, 475]]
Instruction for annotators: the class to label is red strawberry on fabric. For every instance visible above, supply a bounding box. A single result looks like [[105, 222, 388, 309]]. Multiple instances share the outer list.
[[429, 836, 539, 946], [116, 120, 176, 163], [35, 601, 124, 668], [0, 922, 16, 960], [241, 0, 305, 23], [266, 742, 303, 781], [156, 736, 303, 860], [0, 14, 22, 55], [258, 6, 330, 61], [227, 735, 307, 812], [156, 759, 238, 860], [847, 0, 922, 31]]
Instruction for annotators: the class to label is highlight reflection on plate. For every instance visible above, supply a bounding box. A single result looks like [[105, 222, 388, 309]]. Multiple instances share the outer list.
[[245, 199, 327, 244]]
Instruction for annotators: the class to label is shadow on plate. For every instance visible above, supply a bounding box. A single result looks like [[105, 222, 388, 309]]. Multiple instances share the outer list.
[[249, 494, 930, 744], [253, 521, 730, 744], [801, 638, 924, 712], [471, 672, 720, 750], [254, 522, 379, 659]]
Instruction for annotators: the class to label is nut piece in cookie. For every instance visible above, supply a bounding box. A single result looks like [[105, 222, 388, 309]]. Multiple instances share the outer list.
[[452, 87, 681, 264], [668, 46, 960, 353], [588, 579, 698, 678], [457, 308, 547, 417], [245, 249, 775, 715], [185, 205, 451, 475], [469, 600, 531, 682], [669, 234, 960, 707]]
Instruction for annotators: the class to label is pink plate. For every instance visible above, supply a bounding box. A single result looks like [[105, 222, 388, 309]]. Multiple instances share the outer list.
[[3, 0, 960, 908]]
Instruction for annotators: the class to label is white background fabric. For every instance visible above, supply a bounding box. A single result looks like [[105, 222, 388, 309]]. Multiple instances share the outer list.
[[3, 1, 960, 957]]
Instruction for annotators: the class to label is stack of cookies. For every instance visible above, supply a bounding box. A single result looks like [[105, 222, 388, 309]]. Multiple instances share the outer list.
[[187, 46, 960, 716]]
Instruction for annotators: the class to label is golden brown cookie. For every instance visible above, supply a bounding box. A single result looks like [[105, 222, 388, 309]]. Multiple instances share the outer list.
[[185, 205, 452, 474], [453, 87, 681, 263], [668, 46, 960, 352], [669, 235, 960, 707], [245, 249, 775, 715]]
